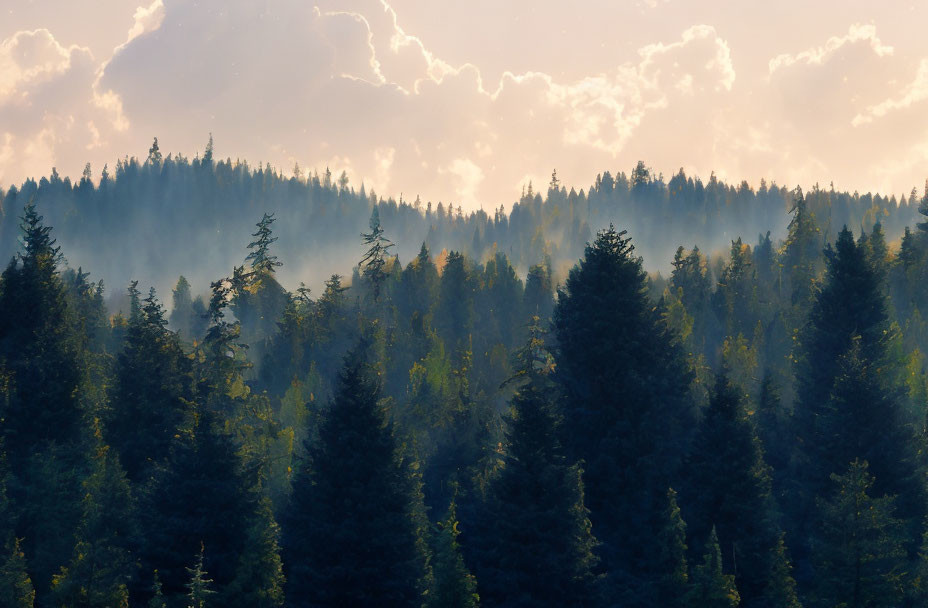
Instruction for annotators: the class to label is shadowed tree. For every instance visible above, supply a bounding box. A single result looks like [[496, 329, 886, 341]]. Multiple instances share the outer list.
[[553, 225, 694, 602], [470, 320, 600, 607], [283, 337, 428, 606]]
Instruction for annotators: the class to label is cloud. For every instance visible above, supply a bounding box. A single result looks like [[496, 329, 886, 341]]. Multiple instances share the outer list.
[[123, 0, 165, 49], [768, 23, 893, 73], [0, 28, 129, 183], [853, 58, 928, 125], [86, 0, 739, 208]]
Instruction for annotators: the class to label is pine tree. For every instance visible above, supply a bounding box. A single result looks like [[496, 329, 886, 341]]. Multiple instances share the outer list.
[[814, 459, 905, 608], [185, 544, 216, 608], [754, 372, 790, 502], [654, 488, 689, 608], [792, 227, 923, 569], [0, 202, 86, 600], [471, 320, 599, 607], [169, 276, 195, 340], [245, 213, 282, 275], [147, 137, 163, 167], [782, 189, 821, 312], [359, 207, 395, 302], [523, 261, 554, 321], [684, 373, 779, 606], [225, 497, 284, 608], [283, 338, 428, 606], [108, 286, 193, 483], [686, 527, 740, 608], [435, 251, 475, 362], [236, 215, 288, 346], [427, 497, 479, 608], [140, 407, 256, 601], [762, 534, 801, 608], [51, 425, 137, 607], [553, 225, 694, 600], [147, 571, 166, 608], [0, 538, 35, 608], [0, 201, 84, 461]]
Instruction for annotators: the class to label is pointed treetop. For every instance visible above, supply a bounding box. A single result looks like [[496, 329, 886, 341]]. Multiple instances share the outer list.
[[19, 201, 61, 270], [245, 213, 282, 275], [148, 137, 163, 166], [185, 543, 216, 608], [359, 207, 395, 302]]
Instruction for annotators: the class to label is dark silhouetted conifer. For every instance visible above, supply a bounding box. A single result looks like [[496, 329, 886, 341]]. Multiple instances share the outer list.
[[283, 338, 428, 606]]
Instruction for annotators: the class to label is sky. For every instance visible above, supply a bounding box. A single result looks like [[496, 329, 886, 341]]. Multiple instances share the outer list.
[[2, 0, 928, 210]]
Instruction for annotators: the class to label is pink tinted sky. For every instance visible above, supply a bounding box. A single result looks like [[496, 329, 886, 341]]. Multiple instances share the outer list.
[[2, 0, 928, 209]]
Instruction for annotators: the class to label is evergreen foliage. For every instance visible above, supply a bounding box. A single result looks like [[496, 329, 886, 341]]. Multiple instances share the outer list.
[[470, 320, 600, 607], [813, 460, 905, 608], [553, 225, 694, 602], [687, 527, 741, 608], [684, 373, 781, 606], [282, 337, 428, 606]]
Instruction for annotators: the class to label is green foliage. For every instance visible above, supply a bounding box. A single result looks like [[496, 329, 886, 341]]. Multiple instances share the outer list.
[[654, 488, 689, 608], [225, 497, 285, 608], [147, 571, 166, 608], [762, 534, 802, 608], [140, 407, 256, 601], [5, 161, 928, 608], [108, 285, 193, 483], [553, 225, 694, 601], [684, 372, 779, 605], [185, 544, 216, 608], [470, 321, 600, 607], [686, 527, 741, 608], [359, 207, 395, 302], [814, 459, 906, 608], [51, 427, 137, 608], [427, 498, 479, 608], [0, 202, 85, 460], [283, 338, 428, 606], [0, 538, 35, 608]]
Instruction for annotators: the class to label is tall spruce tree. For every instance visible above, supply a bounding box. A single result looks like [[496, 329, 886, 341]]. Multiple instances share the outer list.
[[140, 407, 256, 604], [792, 227, 922, 568], [470, 320, 599, 607], [185, 544, 216, 608], [782, 189, 821, 312], [553, 225, 694, 601], [686, 527, 741, 608], [684, 373, 781, 606], [0, 538, 35, 608], [427, 497, 479, 608], [0, 203, 87, 601], [282, 337, 428, 606], [169, 276, 195, 340], [654, 488, 690, 608], [235, 214, 288, 347], [762, 534, 802, 608], [51, 426, 138, 607], [359, 207, 395, 302], [814, 460, 905, 608], [0, 201, 84, 462], [108, 286, 193, 483]]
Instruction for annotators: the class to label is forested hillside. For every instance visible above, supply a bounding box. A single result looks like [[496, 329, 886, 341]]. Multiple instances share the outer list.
[[0, 137, 918, 299], [4, 153, 928, 606]]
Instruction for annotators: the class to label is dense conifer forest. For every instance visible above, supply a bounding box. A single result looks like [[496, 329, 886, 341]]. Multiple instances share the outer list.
[[5, 144, 928, 607]]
